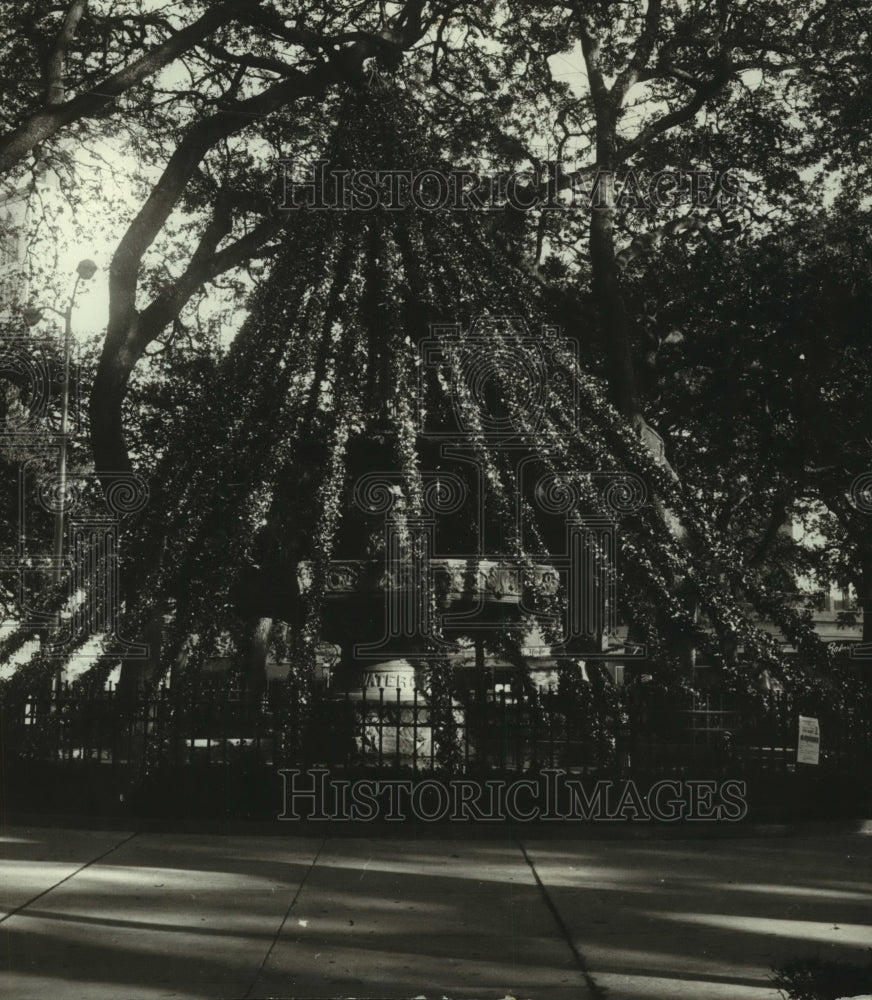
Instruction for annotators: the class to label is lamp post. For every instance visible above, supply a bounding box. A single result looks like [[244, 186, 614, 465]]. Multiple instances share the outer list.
[[23, 258, 98, 585]]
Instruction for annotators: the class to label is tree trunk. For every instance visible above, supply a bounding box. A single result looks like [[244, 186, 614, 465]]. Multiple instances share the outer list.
[[587, 135, 698, 673], [244, 616, 272, 696], [90, 350, 135, 483], [588, 160, 644, 429], [858, 553, 872, 643], [854, 554, 872, 682]]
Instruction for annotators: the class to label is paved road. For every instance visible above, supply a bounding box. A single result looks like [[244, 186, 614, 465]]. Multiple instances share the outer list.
[[1, 824, 870, 999]]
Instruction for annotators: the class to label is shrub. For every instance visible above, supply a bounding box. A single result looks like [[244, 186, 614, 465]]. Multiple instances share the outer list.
[[772, 955, 872, 1000]]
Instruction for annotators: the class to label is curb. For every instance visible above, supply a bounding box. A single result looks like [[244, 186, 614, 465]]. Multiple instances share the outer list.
[[4, 812, 872, 840]]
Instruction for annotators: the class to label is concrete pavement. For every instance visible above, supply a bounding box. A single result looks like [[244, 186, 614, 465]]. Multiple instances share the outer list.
[[1, 823, 870, 1000]]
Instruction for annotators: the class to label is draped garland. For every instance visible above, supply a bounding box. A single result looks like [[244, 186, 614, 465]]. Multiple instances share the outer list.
[[1, 83, 851, 725]]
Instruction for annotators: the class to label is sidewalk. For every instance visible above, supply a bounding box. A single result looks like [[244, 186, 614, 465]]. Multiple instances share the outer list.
[[1, 823, 870, 1000]]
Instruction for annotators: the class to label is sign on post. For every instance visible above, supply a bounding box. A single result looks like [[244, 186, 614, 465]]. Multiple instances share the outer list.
[[797, 715, 820, 765]]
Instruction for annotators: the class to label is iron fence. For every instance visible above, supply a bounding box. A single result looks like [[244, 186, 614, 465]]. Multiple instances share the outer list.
[[2, 680, 870, 779]]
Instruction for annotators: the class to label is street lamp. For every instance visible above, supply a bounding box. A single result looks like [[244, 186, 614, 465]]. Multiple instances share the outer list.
[[23, 258, 98, 585]]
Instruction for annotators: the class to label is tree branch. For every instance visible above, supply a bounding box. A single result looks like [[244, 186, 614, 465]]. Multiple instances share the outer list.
[[618, 55, 734, 162], [46, 0, 89, 106], [574, 11, 610, 115], [91, 25, 419, 482], [0, 0, 261, 174], [613, 0, 662, 101], [136, 211, 287, 348]]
